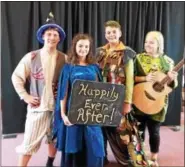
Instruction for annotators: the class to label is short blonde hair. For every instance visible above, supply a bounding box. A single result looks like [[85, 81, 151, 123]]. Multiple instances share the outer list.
[[145, 31, 164, 54], [104, 20, 121, 29]]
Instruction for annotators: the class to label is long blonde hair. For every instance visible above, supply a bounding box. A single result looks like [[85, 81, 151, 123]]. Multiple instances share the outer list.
[[145, 31, 164, 54]]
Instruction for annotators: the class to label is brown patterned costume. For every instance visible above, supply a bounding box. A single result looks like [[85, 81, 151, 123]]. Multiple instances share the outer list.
[[96, 44, 153, 167], [96, 42, 141, 166]]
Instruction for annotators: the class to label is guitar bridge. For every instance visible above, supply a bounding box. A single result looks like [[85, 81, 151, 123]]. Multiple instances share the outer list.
[[144, 91, 156, 101]]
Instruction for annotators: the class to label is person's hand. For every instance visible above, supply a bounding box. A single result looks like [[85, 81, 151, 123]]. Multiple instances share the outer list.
[[23, 94, 40, 107], [167, 71, 178, 81], [110, 64, 116, 72], [145, 73, 156, 82], [61, 114, 73, 126], [122, 102, 131, 115], [52, 83, 58, 99]]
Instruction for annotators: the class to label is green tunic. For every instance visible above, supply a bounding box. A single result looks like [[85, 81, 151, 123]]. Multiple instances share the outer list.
[[133, 52, 178, 122]]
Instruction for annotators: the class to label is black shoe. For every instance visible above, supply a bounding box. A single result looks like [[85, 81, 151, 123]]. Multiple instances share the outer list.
[[46, 164, 53, 167], [104, 157, 109, 166], [46, 156, 55, 167], [46, 165, 53, 167]]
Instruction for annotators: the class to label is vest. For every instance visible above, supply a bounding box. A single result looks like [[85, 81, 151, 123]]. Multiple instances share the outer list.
[[29, 50, 65, 99]]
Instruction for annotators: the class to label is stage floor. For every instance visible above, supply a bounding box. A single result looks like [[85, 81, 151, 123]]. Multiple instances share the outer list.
[[1, 112, 184, 167]]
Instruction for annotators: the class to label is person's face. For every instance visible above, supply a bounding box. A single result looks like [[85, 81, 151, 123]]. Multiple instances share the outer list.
[[144, 35, 159, 55], [42, 29, 60, 48], [76, 39, 90, 60], [105, 26, 122, 44]]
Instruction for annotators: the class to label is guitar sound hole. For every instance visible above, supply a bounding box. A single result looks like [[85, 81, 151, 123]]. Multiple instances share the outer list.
[[144, 91, 156, 101], [153, 82, 164, 92]]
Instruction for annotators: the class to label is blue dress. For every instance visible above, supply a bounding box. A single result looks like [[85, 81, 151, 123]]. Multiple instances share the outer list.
[[53, 63, 105, 167]]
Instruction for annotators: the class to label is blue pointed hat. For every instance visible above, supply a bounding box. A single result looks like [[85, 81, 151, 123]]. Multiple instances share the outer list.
[[36, 12, 66, 44]]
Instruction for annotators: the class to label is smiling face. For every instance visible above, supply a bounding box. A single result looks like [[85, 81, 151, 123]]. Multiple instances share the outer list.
[[144, 35, 159, 55], [105, 26, 122, 44], [76, 39, 90, 61], [42, 28, 60, 48]]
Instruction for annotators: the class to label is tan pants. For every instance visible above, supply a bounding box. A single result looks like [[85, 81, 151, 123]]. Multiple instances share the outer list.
[[16, 111, 53, 155]]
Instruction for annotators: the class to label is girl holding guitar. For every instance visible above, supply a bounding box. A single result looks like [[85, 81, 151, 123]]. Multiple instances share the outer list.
[[133, 31, 178, 167]]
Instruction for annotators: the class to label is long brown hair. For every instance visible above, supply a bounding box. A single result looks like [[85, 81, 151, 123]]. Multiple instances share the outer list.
[[67, 33, 95, 64]]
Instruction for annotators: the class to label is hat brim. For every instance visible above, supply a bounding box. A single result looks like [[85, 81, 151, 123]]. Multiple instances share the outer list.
[[36, 24, 66, 44]]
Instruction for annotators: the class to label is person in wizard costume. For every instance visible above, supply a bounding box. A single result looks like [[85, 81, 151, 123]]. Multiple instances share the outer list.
[[53, 33, 105, 167], [96, 20, 136, 166], [11, 12, 66, 167]]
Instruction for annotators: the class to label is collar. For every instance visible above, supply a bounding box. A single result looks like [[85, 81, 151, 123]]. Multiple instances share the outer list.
[[41, 48, 58, 57], [102, 41, 126, 51]]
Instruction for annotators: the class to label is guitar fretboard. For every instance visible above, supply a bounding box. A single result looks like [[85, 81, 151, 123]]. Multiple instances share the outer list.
[[160, 58, 185, 85]]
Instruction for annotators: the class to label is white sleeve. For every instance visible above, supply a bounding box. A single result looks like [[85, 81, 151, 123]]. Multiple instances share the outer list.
[[11, 52, 31, 99]]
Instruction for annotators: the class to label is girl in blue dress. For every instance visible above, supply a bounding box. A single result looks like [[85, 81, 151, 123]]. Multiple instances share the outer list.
[[53, 33, 105, 167]]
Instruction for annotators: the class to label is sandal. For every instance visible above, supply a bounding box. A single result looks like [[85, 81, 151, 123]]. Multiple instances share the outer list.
[[151, 159, 159, 167]]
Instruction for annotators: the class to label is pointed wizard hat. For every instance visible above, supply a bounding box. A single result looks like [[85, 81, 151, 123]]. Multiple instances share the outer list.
[[36, 12, 66, 44]]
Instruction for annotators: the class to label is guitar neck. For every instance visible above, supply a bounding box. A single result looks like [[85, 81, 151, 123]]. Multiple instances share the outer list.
[[173, 59, 185, 72], [160, 58, 185, 85]]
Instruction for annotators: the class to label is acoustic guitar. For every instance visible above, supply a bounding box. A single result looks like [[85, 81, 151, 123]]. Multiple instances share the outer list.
[[133, 58, 184, 115]]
